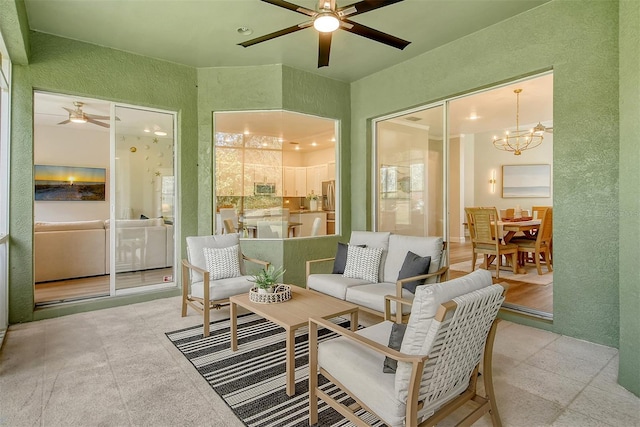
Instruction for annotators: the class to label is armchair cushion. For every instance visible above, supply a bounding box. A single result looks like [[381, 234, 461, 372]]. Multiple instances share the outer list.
[[307, 274, 370, 300], [203, 245, 241, 280], [383, 323, 407, 373], [345, 283, 414, 315], [394, 269, 493, 401], [191, 276, 254, 301], [343, 245, 384, 283], [186, 233, 243, 282], [397, 252, 431, 293], [318, 320, 405, 427]]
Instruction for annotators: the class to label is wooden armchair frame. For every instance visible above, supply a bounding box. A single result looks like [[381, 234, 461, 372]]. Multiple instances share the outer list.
[[181, 254, 269, 337], [309, 286, 507, 427]]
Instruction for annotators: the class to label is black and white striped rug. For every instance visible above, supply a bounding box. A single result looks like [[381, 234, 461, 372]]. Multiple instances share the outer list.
[[166, 314, 385, 427]]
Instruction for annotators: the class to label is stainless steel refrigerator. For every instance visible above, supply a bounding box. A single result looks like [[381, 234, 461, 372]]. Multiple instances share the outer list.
[[322, 180, 335, 211]]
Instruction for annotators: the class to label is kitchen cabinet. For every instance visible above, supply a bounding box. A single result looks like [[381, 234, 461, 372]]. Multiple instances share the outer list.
[[294, 167, 307, 197], [328, 161, 336, 180], [283, 166, 307, 197], [306, 164, 328, 197]]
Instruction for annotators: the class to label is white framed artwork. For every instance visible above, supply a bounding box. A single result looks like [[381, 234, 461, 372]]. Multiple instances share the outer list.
[[502, 164, 551, 198]]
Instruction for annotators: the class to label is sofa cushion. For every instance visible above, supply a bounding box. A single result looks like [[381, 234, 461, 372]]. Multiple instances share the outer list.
[[308, 274, 370, 300], [203, 245, 241, 280], [397, 252, 431, 293], [191, 276, 254, 301], [345, 282, 415, 315], [186, 234, 243, 282], [35, 220, 105, 232], [318, 320, 405, 427], [384, 235, 444, 284], [332, 242, 365, 274], [394, 269, 493, 401], [349, 231, 391, 281], [343, 245, 383, 283]]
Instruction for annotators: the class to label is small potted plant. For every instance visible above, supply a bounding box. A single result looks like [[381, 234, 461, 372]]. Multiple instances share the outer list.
[[248, 265, 286, 294], [306, 191, 319, 211]]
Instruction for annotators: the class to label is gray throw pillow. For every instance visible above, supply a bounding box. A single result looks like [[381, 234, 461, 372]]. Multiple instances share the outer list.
[[397, 251, 431, 293], [332, 242, 365, 274], [383, 323, 407, 373]]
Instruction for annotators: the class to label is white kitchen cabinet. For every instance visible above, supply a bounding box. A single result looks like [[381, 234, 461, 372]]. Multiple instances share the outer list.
[[283, 167, 296, 197], [306, 164, 327, 196], [294, 167, 307, 197]]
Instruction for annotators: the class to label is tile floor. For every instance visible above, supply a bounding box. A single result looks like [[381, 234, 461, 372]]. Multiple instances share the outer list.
[[1, 296, 638, 427]]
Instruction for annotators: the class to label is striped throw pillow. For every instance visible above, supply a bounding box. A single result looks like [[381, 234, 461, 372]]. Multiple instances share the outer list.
[[203, 245, 241, 280], [343, 245, 383, 283]]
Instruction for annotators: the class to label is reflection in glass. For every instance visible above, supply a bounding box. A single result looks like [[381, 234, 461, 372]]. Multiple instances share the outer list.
[[214, 110, 337, 238], [114, 106, 175, 291], [376, 107, 444, 237]]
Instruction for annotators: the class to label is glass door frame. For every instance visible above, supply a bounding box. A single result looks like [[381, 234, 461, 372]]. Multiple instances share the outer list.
[[109, 103, 179, 296]]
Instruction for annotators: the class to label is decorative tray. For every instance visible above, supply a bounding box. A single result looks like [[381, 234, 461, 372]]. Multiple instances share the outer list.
[[249, 284, 292, 304], [502, 216, 533, 222]]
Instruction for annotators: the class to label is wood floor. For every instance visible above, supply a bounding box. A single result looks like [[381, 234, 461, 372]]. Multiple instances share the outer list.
[[35, 243, 552, 314], [34, 268, 174, 305], [449, 241, 553, 314]]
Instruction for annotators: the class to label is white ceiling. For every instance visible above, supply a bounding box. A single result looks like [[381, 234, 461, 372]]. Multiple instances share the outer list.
[[23, 0, 550, 83]]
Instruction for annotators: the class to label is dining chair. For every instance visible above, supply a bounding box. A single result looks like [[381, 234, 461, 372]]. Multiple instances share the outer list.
[[223, 218, 235, 234], [512, 207, 553, 275], [181, 233, 269, 337], [309, 269, 507, 427], [219, 208, 238, 234], [310, 217, 322, 236], [465, 207, 518, 278]]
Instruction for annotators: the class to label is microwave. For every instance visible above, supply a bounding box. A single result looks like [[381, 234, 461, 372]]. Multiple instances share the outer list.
[[254, 182, 276, 195]]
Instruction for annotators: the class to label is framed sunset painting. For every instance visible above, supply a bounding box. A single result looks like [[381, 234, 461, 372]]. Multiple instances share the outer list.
[[35, 165, 106, 201]]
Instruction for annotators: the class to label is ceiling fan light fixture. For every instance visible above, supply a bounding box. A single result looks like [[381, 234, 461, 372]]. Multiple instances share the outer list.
[[70, 115, 87, 124], [154, 131, 167, 136], [313, 12, 339, 33]]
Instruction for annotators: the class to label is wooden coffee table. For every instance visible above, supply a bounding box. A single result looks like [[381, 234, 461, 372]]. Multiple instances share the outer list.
[[229, 286, 358, 396]]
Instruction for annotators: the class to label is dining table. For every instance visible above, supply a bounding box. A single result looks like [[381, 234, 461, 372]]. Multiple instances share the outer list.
[[487, 218, 541, 273]]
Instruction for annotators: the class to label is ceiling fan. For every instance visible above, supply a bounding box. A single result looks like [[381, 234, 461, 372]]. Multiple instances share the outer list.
[[238, 0, 410, 68], [533, 122, 554, 134], [58, 102, 111, 128]]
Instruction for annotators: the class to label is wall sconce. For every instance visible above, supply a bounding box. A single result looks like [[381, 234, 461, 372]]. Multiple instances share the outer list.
[[489, 169, 497, 193]]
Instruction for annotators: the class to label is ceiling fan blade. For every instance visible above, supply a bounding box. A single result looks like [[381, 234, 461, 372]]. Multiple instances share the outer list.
[[337, 0, 405, 18], [318, 32, 332, 68], [86, 118, 110, 128], [261, 0, 315, 16], [341, 19, 410, 50], [62, 107, 75, 114], [85, 113, 110, 120], [238, 23, 308, 47], [57, 119, 71, 125]]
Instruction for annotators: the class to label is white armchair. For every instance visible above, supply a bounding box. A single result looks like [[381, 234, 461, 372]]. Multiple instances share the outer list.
[[309, 269, 506, 427], [181, 233, 269, 337]]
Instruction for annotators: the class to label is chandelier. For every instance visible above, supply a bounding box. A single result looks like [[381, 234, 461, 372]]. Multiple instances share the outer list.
[[492, 89, 543, 155]]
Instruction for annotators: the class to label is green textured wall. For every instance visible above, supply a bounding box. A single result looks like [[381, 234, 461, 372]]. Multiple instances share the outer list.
[[196, 65, 350, 286], [351, 1, 620, 346], [9, 32, 198, 322], [618, 0, 640, 396], [0, 0, 30, 64]]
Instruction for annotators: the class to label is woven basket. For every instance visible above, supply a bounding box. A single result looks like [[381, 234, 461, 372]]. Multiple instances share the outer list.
[[249, 284, 292, 304]]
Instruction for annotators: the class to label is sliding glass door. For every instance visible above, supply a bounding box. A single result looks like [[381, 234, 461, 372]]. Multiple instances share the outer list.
[[112, 105, 176, 293], [374, 104, 445, 237]]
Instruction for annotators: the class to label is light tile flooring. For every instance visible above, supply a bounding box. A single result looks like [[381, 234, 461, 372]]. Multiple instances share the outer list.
[[1, 296, 638, 427]]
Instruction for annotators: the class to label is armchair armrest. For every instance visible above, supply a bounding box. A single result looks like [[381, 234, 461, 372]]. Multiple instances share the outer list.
[[384, 294, 414, 323], [242, 254, 270, 268], [305, 256, 336, 279], [308, 316, 427, 364]]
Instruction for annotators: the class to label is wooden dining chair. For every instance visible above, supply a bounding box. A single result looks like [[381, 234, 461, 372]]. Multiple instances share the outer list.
[[465, 207, 518, 278], [512, 207, 553, 275]]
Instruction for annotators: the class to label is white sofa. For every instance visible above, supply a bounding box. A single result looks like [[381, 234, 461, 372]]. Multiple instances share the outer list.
[[306, 231, 447, 318], [34, 219, 174, 282]]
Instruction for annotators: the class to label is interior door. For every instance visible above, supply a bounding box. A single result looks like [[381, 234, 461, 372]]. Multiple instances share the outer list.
[[112, 105, 176, 293]]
